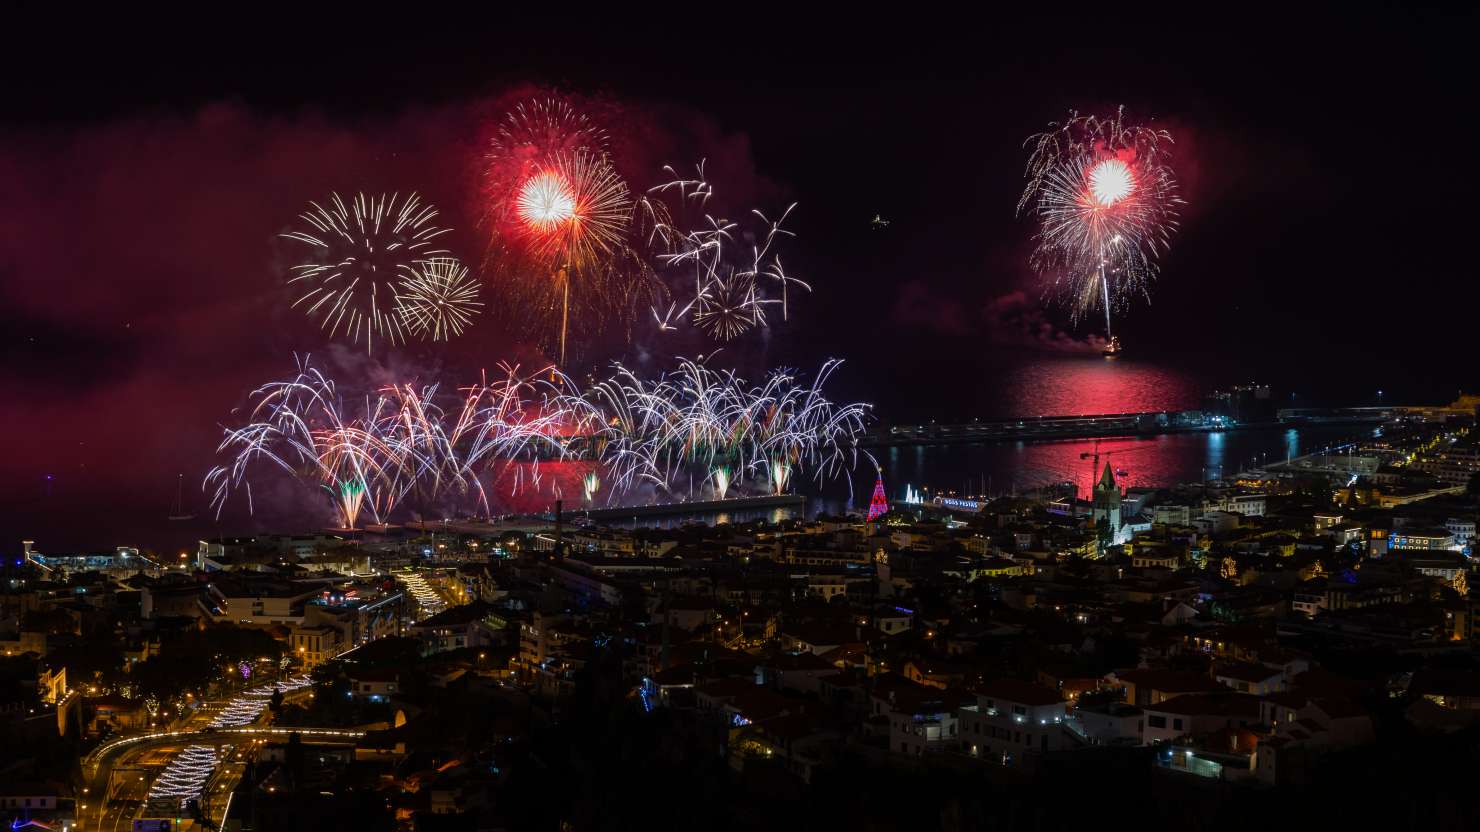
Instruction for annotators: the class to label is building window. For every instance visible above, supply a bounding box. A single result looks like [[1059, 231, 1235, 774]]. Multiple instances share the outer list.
[[1173, 718, 1183, 731], [1148, 715, 1167, 728]]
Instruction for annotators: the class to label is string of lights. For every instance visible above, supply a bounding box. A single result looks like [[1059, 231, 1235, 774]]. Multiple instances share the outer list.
[[146, 675, 315, 801]]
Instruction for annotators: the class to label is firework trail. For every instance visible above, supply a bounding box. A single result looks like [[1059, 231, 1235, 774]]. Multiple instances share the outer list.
[[207, 357, 870, 521], [204, 358, 577, 526], [483, 98, 664, 365], [1017, 107, 1183, 338], [282, 192, 455, 352], [569, 356, 869, 502], [646, 161, 809, 340], [397, 256, 483, 341], [203, 360, 394, 527]]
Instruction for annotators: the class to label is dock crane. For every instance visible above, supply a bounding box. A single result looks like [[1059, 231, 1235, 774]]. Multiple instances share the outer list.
[[1079, 440, 1149, 494]]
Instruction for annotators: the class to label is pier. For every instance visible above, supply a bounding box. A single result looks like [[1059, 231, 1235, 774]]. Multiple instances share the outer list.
[[574, 493, 807, 521], [861, 406, 1402, 447]]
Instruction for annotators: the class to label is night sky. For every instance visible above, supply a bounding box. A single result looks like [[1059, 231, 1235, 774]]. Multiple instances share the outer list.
[[3, 8, 1475, 552]]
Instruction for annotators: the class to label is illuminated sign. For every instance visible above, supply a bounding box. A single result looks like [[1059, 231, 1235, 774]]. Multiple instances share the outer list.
[[936, 497, 982, 511]]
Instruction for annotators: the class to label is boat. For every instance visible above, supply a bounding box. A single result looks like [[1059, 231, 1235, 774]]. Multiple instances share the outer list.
[[1102, 336, 1122, 358]]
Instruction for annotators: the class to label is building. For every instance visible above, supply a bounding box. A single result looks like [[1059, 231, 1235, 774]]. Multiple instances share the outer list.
[[1071, 702, 1144, 745], [1445, 517, 1476, 548], [1092, 464, 1125, 548], [1411, 441, 1480, 487], [1388, 527, 1457, 552], [1153, 504, 1192, 526], [408, 601, 510, 655], [346, 668, 399, 702], [1141, 693, 1261, 745], [209, 575, 323, 626], [957, 678, 1072, 764], [0, 782, 74, 832], [1213, 662, 1286, 695], [870, 680, 968, 758], [289, 623, 343, 670], [1112, 669, 1226, 707], [1224, 493, 1267, 518]]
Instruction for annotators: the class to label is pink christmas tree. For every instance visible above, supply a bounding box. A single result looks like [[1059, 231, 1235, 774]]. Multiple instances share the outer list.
[[866, 475, 889, 521]]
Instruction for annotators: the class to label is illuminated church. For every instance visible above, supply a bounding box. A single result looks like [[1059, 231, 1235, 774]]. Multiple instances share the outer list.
[[1092, 462, 1130, 548]]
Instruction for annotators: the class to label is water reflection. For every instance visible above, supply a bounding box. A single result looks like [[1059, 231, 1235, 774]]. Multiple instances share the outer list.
[[1206, 432, 1225, 481], [858, 424, 1371, 507], [997, 356, 1202, 417], [613, 425, 1374, 528]]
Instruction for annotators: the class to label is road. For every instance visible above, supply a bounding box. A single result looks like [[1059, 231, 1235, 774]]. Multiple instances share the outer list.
[[395, 568, 452, 619], [84, 727, 362, 830], [82, 676, 326, 830]]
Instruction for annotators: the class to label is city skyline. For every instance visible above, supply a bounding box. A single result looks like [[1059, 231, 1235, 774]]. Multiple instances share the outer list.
[[3, 10, 1480, 832]]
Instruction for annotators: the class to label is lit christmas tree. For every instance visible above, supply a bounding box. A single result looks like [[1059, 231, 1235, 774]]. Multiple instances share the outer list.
[[1220, 556, 1239, 581], [866, 474, 889, 522]]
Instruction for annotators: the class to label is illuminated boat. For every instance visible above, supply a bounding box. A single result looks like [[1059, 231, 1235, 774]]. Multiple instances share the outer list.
[[1102, 336, 1122, 357]]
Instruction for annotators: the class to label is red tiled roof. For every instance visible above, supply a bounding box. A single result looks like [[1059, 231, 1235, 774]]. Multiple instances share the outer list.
[[769, 651, 835, 672], [695, 676, 758, 700], [1116, 669, 1225, 695], [1145, 693, 1261, 719], [1311, 696, 1368, 720], [346, 667, 399, 683], [1214, 662, 1283, 684], [974, 678, 1065, 708]]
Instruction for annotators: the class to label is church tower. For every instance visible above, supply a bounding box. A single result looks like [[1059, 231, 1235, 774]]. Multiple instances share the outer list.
[[1092, 462, 1122, 542]]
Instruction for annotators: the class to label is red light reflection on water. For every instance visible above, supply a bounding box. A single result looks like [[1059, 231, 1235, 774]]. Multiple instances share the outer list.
[[1001, 357, 1200, 417], [880, 426, 1332, 511]]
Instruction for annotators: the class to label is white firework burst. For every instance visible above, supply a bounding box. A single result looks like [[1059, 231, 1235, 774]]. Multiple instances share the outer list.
[[398, 257, 483, 341], [282, 191, 450, 351]]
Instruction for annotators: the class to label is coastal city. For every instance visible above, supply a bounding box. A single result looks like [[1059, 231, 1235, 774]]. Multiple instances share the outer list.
[[4, 391, 1480, 829], [4, 9, 1478, 832]]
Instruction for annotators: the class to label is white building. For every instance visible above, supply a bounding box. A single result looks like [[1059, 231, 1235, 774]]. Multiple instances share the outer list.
[[957, 679, 1072, 764], [1071, 702, 1144, 745], [1445, 517, 1475, 548]]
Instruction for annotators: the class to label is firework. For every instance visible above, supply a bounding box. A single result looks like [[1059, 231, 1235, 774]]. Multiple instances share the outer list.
[[208, 356, 871, 521], [693, 267, 763, 340], [483, 99, 662, 364], [711, 466, 732, 500], [570, 357, 870, 502], [647, 162, 809, 339], [769, 458, 792, 495], [398, 257, 483, 341], [487, 98, 608, 183], [335, 479, 368, 529], [515, 149, 632, 269], [282, 192, 451, 351], [1017, 108, 1183, 337]]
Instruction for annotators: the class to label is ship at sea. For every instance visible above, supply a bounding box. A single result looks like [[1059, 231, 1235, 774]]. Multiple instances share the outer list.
[[1102, 336, 1122, 358]]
